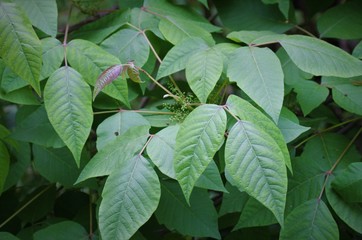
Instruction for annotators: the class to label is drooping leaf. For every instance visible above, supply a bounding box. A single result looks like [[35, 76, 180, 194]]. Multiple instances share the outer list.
[[185, 47, 223, 103], [155, 181, 220, 239], [157, 37, 209, 79], [0, 141, 10, 194], [322, 76, 362, 116], [0, 2, 42, 95], [66, 39, 129, 106], [93, 64, 124, 100], [227, 47, 284, 123], [279, 35, 362, 78], [13, 0, 58, 37], [96, 111, 150, 150], [225, 120, 287, 225], [101, 29, 150, 68], [174, 104, 226, 202], [99, 155, 160, 240], [277, 109, 310, 143], [317, 0, 362, 39], [40, 38, 64, 80], [279, 199, 339, 240], [332, 162, 362, 203], [33, 221, 88, 240], [76, 126, 150, 183], [44, 66, 93, 166]]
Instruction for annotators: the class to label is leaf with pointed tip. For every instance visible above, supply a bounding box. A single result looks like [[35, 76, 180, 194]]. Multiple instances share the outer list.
[[279, 35, 362, 77], [225, 120, 287, 225], [195, 160, 227, 193], [157, 37, 209, 80], [0, 2, 42, 95], [44, 67, 93, 166], [186, 47, 223, 103], [127, 66, 143, 83], [34, 221, 88, 240], [76, 126, 150, 183], [280, 199, 338, 240], [93, 64, 124, 100], [227, 47, 284, 123], [99, 155, 160, 240], [277, 111, 310, 143], [174, 104, 226, 203], [0, 141, 10, 194]]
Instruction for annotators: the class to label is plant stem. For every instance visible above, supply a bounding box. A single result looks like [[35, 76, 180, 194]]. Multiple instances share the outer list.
[[63, 6, 73, 67], [93, 109, 175, 115], [222, 105, 240, 121], [138, 135, 154, 156], [294, 24, 317, 38]]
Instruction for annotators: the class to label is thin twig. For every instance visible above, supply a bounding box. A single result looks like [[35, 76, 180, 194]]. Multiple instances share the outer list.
[[138, 135, 154, 156], [63, 6, 73, 67], [294, 25, 317, 38]]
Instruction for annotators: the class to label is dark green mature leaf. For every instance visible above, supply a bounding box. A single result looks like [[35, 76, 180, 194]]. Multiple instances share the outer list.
[[0, 66, 28, 93], [326, 179, 362, 234], [280, 199, 338, 240], [101, 29, 149, 68], [66, 39, 129, 106], [277, 110, 310, 143], [76, 126, 150, 183], [99, 155, 160, 240], [13, 0, 58, 37], [227, 47, 284, 123], [40, 38, 64, 80], [332, 162, 362, 203], [0, 141, 10, 194], [155, 181, 220, 239], [186, 47, 223, 103], [353, 41, 362, 59], [317, 0, 362, 39], [225, 120, 287, 225], [174, 104, 226, 202], [157, 37, 209, 79], [0, 2, 42, 95], [227, 30, 283, 45], [0, 85, 40, 105], [97, 111, 150, 150], [0, 232, 19, 240], [33, 221, 88, 240], [195, 160, 227, 192], [279, 35, 362, 78], [219, 183, 249, 216], [44, 66, 93, 166], [322, 76, 362, 116]]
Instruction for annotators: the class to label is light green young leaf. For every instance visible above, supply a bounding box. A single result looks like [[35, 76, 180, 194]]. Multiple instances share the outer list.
[[227, 47, 284, 123], [34, 221, 88, 240], [226, 95, 292, 172], [99, 155, 160, 240], [40, 38, 64, 80], [66, 39, 129, 106], [96, 111, 150, 150], [157, 37, 209, 79], [101, 29, 149, 68], [225, 120, 287, 225], [0, 2, 42, 95], [332, 162, 362, 203], [44, 66, 93, 166], [174, 104, 226, 203], [322, 76, 362, 116], [277, 109, 310, 143], [186, 47, 223, 103], [76, 126, 150, 183], [0, 141, 10, 194], [155, 181, 220, 239], [279, 35, 362, 77], [280, 199, 338, 240], [13, 0, 57, 37]]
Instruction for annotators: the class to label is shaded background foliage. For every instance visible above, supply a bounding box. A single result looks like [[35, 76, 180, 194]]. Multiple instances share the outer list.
[[0, 0, 361, 239]]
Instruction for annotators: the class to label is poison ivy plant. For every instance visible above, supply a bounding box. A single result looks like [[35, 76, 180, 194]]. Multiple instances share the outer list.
[[0, 0, 361, 239]]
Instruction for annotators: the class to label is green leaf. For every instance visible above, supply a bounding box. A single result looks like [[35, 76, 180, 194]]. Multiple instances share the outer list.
[[326, 179, 362, 234], [0, 232, 19, 240], [67, 39, 129, 106], [0, 141, 10, 194], [279, 35, 362, 78], [0, 66, 28, 93], [195, 160, 227, 193], [34, 221, 88, 240], [159, 16, 213, 45], [129, 8, 161, 38], [219, 183, 249, 216], [101, 29, 150, 68], [332, 162, 362, 203], [0, 2, 42, 95], [157, 37, 209, 79], [317, 0, 362, 39], [353, 41, 362, 59], [322, 76, 362, 116], [33, 145, 80, 187], [280, 199, 339, 240], [225, 120, 287, 225], [13, 0, 57, 37], [40, 38, 64, 80], [227, 47, 284, 122], [97, 111, 150, 150], [277, 109, 310, 143], [155, 181, 220, 239], [227, 30, 283, 45], [99, 155, 160, 240], [174, 104, 226, 202], [44, 66, 93, 166], [10, 105, 65, 148], [76, 126, 150, 183], [186, 47, 223, 103], [226, 95, 292, 173], [0, 85, 40, 105]]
